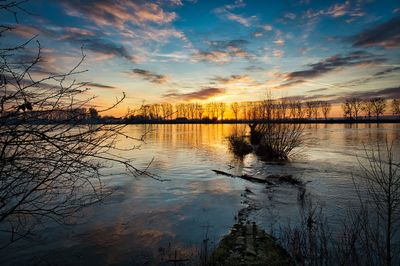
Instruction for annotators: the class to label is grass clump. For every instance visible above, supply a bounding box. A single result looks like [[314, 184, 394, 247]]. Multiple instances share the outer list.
[[254, 123, 305, 161], [228, 134, 253, 157]]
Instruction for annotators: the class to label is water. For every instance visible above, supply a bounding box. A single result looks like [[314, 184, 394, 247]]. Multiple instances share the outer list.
[[1, 123, 399, 265]]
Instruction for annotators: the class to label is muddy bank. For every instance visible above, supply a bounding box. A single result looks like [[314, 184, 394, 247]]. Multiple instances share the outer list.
[[209, 222, 293, 266]]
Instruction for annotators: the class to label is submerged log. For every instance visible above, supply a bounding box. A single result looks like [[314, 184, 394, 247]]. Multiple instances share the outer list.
[[212, 170, 301, 185], [212, 170, 272, 184], [212, 169, 235, 177]]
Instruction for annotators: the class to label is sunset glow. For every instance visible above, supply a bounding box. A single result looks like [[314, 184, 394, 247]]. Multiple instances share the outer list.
[[2, 0, 399, 117]]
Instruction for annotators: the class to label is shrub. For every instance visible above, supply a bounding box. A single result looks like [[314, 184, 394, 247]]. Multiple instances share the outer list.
[[228, 134, 253, 157], [254, 123, 305, 161]]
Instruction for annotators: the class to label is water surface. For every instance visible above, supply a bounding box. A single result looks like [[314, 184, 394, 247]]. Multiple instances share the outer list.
[[2, 123, 399, 265]]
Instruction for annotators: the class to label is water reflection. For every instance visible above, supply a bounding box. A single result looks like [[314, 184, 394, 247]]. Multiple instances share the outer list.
[[1, 123, 399, 265]]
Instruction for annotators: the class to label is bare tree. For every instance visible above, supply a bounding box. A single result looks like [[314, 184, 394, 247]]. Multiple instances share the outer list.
[[392, 99, 400, 117], [0, 3, 148, 247], [343, 100, 353, 119], [230, 102, 240, 121], [370, 98, 386, 121], [349, 97, 363, 120], [320, 101, 332, 120], [356, 140, 400, 265], [362, 99, 374, 119], [219, 102, 226, 120], [305, 101, 314, 119]]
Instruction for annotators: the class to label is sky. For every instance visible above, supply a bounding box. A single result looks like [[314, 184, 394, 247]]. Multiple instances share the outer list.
[[2, 0, 400, 116]]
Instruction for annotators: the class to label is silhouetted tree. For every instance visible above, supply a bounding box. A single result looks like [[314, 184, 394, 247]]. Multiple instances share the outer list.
[[231, 102, 240, 120], [219, 102, 226, 120], [88, 107, 99, 119], [370, 97, 386, 121], [392, 98, 400, 117], [0, 2, 147, 247], [362, 99, 374, 119], [349, 97, 362, 119], [320, 101, 331, 120], [357, 140, 400, 265], [343, 100, 353, 119]]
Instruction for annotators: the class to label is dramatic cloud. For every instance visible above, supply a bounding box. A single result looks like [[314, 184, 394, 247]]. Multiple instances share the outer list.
[[351, 16, 400, 48], [334, 66, 400, 88], [307, 88, 329, 93], [273, 80, 304, 90], [344, 86, 400, 99], [11, 24, 137, 62], [373, 66, 400, 76], [85, 82, 116, 89], [193, 50, 231, 64], [61, 0, 177, 29], [163, 88, 224, 101], [288, 51, 384, 79], [193, 39, 251, 64], [274, 51, 386, 89], [130, 69, 168, 84], [212, 74, 251, 84]]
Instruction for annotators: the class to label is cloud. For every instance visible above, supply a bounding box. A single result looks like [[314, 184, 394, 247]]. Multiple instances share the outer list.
[[214, 2, 255, 27], [193, 50, 231, 64], [81, 38, 136, 62], [224, 0, 246, 10], [263, 24, 273, 31], [273, 79, 305, 89], [284, 12, 296, 20], [212, 74, 251, 84], [193, 39, 251, 64], [85, 82, 116, 89], [61, 0, 177, 29], [303, 1, 363, 21], [274, 38, 285, 45], [344, 86, 400, 99], [373, 66, 400, 76], [225, 12, 252, 26], [11, 24, 137, 62], [130, 68, 168, 84], [286, 51, 384, 80], [350, 16, 400, 48], [274, 51, 386, 89], [208, 39, 249, 50], [163, 88, 225, 101], [326, 1, 350, 17], [273, 49, 284, 58], [307, 88, 329, 93], [333, 66, 400, 88]]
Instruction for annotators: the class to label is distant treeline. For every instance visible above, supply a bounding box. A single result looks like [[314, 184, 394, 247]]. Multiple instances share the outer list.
[[2, 98, 400, 124], [125, 97, 400, 122]]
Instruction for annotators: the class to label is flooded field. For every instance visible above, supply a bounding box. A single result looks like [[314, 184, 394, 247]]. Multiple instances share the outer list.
[[1, 123, 399, 265]]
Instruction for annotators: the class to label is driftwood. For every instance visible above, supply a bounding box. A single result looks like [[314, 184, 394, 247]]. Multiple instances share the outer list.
[[212, 170, 301, 185], [212, 170, 272, 184]]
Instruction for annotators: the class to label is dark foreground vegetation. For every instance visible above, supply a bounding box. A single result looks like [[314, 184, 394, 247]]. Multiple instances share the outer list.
[[210, 223, 293, 266], [0, 2, 149, 249], [225, 122, 399, 265]]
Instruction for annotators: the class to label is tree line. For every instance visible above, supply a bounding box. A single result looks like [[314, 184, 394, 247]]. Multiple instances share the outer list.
[[126, 97, 400, 122]]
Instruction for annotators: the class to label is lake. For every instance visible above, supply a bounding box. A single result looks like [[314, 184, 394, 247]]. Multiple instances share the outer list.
[[1, 123, 399, 265]]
